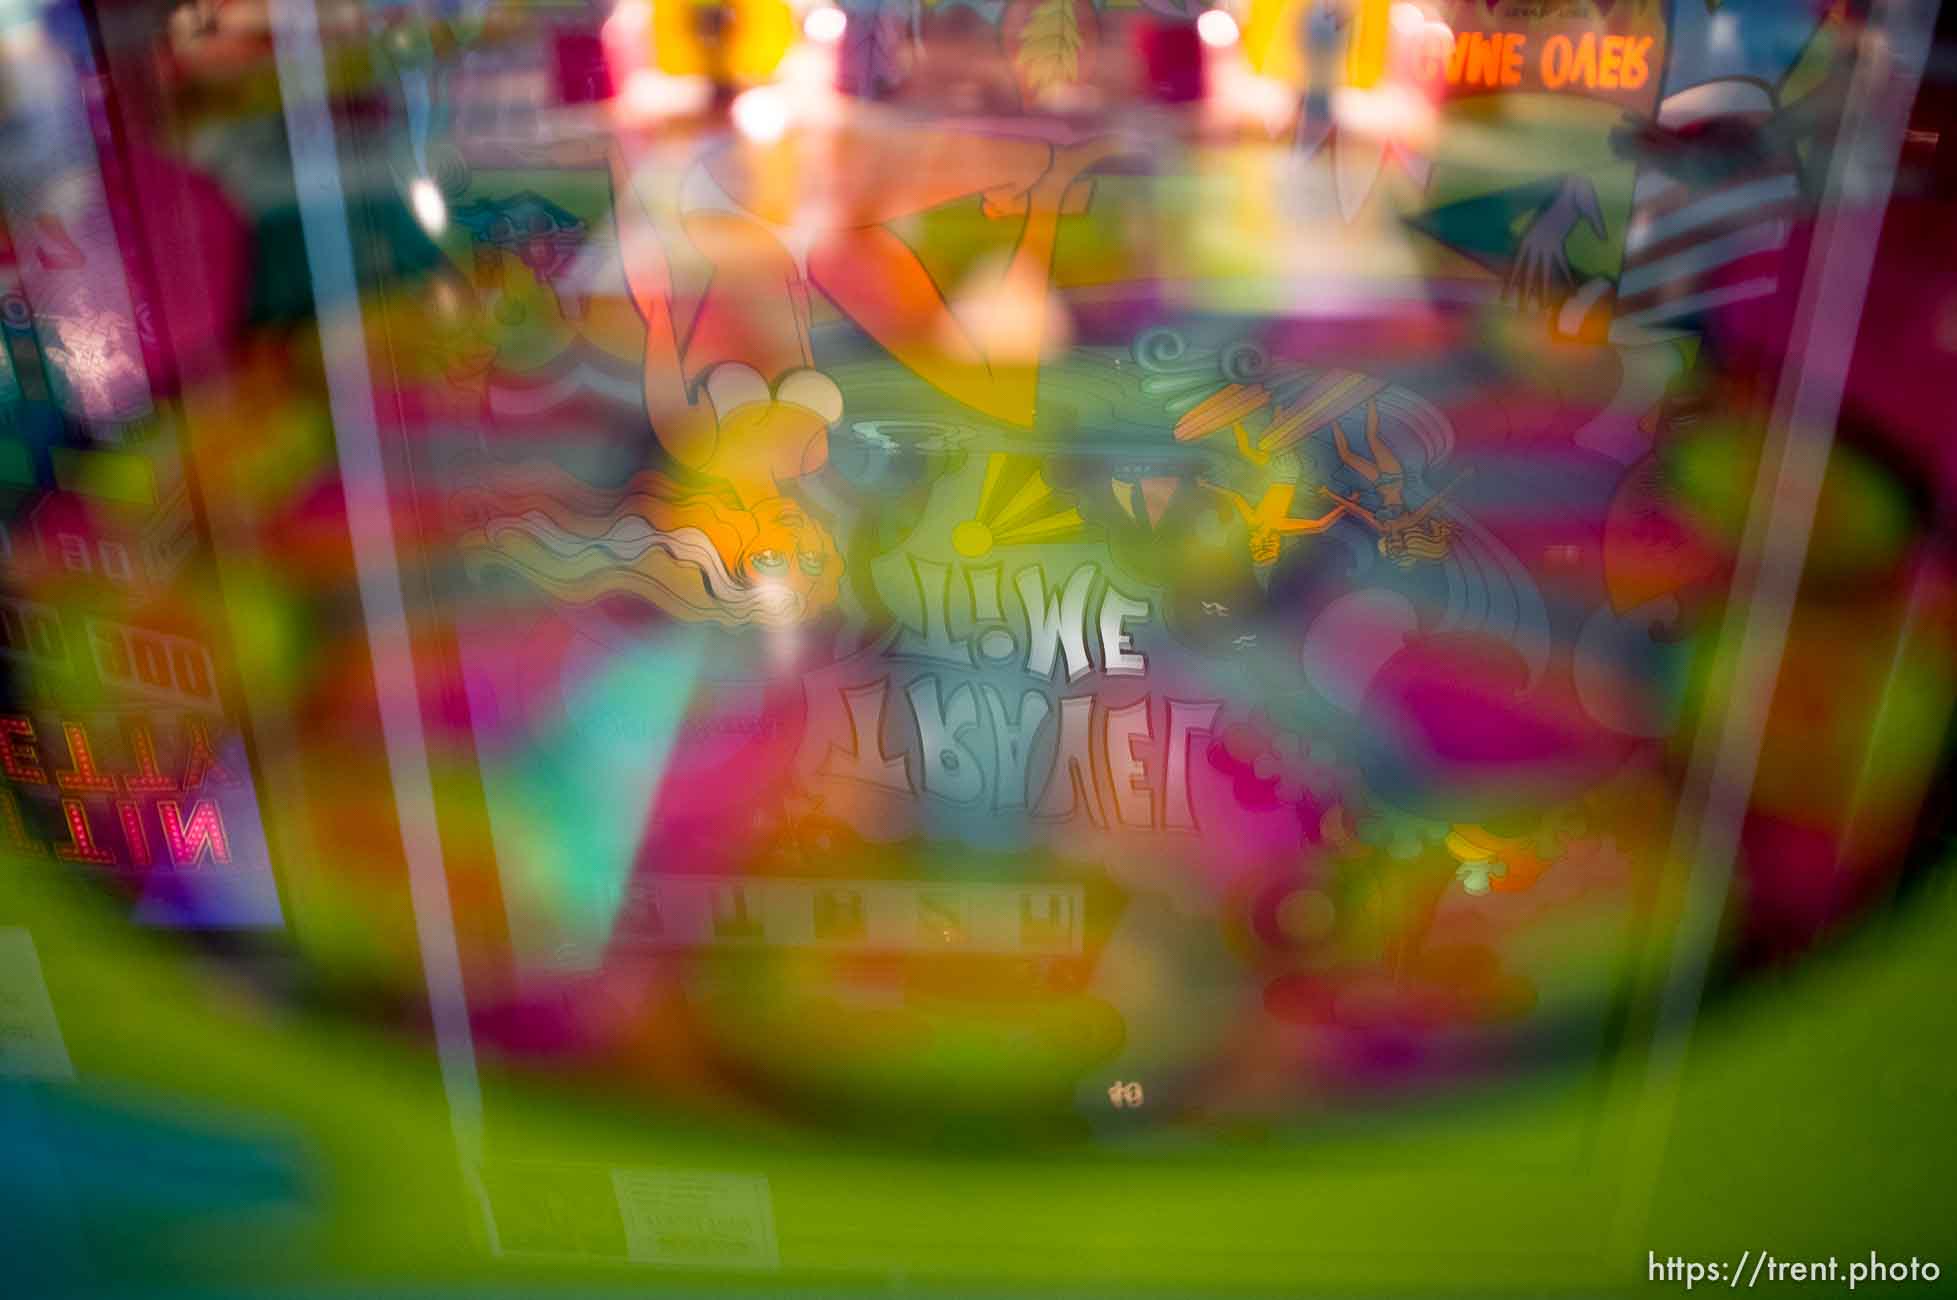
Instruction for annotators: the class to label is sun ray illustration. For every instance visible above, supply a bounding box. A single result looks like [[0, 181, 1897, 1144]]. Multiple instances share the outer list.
[[953, 454, 1087, 559]]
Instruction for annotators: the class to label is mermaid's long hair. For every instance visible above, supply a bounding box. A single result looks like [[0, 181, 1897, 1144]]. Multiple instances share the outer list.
[[457, 462, 842, 628]]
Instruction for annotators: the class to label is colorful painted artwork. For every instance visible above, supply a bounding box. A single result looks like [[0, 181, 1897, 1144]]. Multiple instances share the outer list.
[[1, 0, 1953, 1290], [306, 0, 1878, 1137]]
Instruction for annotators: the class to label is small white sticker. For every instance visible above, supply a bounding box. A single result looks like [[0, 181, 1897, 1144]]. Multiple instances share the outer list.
[[0, 928, 74, 1081], [611, 1167, 780, 1271]]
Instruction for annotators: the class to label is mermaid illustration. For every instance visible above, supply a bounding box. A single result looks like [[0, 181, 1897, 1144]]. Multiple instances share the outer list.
[[1176, 368, 1464, 570], [1318, 400, 1468, 568], [461, 124, 1124, 628]]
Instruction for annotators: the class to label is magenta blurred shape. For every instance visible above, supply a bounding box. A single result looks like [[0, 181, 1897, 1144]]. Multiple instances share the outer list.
[[554, 27, 614, 104], [1135, 18, 1204, 105]]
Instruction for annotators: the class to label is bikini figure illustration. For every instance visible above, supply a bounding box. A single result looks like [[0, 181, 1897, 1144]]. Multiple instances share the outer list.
[[462, 123, 1125, 628]]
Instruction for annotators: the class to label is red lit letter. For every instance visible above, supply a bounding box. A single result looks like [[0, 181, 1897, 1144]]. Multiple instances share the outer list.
[[1541, 34, 1574, 90], [158, 799, 231, 866], [178, 720, 239, 791], [1570, 32, 1599, 88], [1621, 36, 1652, 90], [55, 797, 116, 864], [1445, 30, 1471, 83], [121, 722, 177, 794], [54, 721, 116, 794], [1499, 33, 1525, 87], [0, 716, 47, 784], [1600, 35, 1625, 90], [117, 800, 151, 866], [1465, 32, 1501, 88]]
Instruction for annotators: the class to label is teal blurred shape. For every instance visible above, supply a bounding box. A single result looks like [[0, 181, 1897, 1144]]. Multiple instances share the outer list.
[[484, 630, 705, 963], [0, 1078, 308, 1292]]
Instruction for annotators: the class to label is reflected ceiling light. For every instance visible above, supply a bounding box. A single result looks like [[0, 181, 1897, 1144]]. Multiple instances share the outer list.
[[1196, 8, 1239, 48], [409, 177, 447, 235], [802, 5, 846, 44], [731, 86, 790, 142]]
